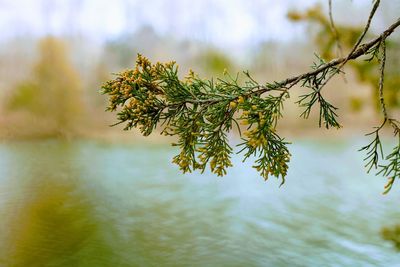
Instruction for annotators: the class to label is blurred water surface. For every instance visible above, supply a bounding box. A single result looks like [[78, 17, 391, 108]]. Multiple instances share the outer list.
[[0, 139, 400, 266]]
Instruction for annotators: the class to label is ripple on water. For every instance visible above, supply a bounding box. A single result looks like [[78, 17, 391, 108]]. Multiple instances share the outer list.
[[0, 139, 399, 266]]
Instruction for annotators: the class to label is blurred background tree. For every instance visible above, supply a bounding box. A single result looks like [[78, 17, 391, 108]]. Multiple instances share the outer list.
[[6, 37, 84, 137]]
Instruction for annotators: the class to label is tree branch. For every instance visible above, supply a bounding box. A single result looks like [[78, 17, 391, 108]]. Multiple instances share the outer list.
[[378, 40, 388, 119], [255, 16, 400, 95], [318, 0, 381, 90]]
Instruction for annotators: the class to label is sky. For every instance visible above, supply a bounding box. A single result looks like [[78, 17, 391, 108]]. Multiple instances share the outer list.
[[0, 0, 396, 49]]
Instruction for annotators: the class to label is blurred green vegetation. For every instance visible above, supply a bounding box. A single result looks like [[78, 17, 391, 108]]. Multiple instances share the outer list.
[[381, 224, 400, 250], [288, 5, 400, 109], [6, 37, 84, 137], [1, 143, 117, 267], [196, 49, 233, 76]]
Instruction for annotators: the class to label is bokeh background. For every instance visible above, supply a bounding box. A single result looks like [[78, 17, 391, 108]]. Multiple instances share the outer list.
[[1, 0, 400, 266]]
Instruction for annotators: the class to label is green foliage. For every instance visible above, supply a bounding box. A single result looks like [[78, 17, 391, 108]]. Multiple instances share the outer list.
[[102, 52, 349, 184], [359, 125, 384, 173], [297, 55, 341, 129], [102, 55, 291, 183], [378, 141, 400, 194], [359, 119, 400, 194]]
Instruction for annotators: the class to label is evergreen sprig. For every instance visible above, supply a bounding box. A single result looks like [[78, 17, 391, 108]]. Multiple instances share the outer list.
[[378, 139, 400, 194], [102, 55, 292, 183], [359, 123, 384, 173], [297, 90, 341, 129], [237, 92, 291, 182], [297, 55, 341, 129]]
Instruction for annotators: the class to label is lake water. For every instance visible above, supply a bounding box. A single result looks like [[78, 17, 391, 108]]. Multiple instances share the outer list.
[[0, 139, 399, 266]]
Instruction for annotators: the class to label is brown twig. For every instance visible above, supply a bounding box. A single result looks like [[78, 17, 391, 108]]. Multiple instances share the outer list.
[[328, 0, 344, 57], [378, 39, 388, 119]]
